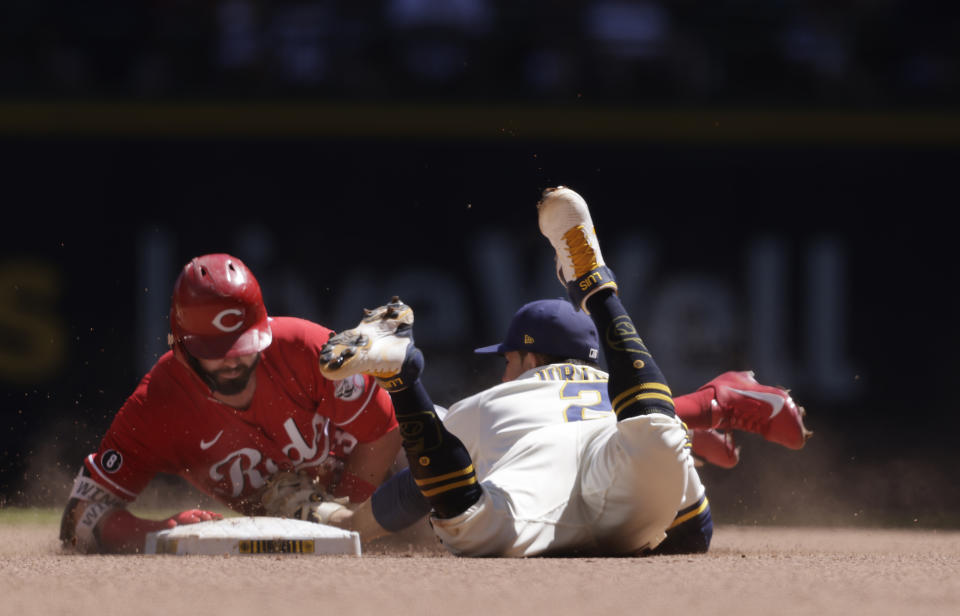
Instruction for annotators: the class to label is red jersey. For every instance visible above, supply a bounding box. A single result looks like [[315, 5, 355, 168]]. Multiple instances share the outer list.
[[83, 317, 397, 514]]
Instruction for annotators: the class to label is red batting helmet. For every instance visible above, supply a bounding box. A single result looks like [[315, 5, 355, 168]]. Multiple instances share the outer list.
[[169, 254, 273, 359]]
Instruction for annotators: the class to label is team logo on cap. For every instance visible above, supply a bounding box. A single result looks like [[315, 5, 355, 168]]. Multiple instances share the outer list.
[[213, 308, 244, 332]]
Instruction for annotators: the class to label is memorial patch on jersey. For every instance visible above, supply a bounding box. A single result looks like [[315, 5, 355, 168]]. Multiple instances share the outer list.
[[100, 449, 123, 473], [334, 374, 366, 401]]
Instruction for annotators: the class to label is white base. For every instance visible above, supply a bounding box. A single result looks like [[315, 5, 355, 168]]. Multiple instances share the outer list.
[[143, 516, 361, 556]]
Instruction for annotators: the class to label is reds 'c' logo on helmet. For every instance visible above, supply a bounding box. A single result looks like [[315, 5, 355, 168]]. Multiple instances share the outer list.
[[169, 254, 273, 359], [213, 308, 245, 332]]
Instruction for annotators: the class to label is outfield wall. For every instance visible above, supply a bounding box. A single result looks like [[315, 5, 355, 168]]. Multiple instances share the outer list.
[[2, 104, 956, 525]]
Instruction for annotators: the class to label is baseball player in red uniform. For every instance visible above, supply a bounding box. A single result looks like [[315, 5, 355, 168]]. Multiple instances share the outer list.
[[59, 254, 401, 554], [318, 186, 811, 556]]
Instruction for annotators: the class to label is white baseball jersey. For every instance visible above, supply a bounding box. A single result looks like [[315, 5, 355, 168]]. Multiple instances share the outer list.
[[434, 362, 705, 557]]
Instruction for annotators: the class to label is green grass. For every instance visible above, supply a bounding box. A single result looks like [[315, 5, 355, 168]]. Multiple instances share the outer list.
[[0, 507, 62, 525], [0, 506, 237, 525]]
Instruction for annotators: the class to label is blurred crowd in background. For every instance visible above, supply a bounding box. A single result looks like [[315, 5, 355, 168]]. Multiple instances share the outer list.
[[2, 0, 956, 106]]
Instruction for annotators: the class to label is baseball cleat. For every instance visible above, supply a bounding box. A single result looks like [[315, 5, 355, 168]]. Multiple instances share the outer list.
[[319, 296, 422, 390], [690, 429, 741, 469], [537, 186, 618, 313], [698, 371, 813, 450]]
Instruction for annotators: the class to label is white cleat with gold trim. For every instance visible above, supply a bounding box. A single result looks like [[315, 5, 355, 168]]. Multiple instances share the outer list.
[[537, 186, 618, 313]]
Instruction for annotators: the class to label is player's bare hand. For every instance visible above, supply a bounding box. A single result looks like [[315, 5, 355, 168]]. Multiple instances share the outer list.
[[323, 505, 354, 528], [164, 509, 223, 528]]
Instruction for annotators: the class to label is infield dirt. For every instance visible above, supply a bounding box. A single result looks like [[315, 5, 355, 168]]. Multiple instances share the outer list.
[[1, 521, 957, 616]]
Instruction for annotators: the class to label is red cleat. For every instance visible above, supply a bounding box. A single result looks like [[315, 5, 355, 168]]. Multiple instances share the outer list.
[[690, 429, 741, 469], [698, 371, 813, 450]]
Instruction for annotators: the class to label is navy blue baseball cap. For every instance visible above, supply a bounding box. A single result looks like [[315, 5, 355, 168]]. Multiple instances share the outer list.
[[475, 299, 600, 362]]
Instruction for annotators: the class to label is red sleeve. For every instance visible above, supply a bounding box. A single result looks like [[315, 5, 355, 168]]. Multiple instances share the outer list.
[[271, 317, 398, 443], [325, 374, 398, 443], [82, 373, 179, 502]]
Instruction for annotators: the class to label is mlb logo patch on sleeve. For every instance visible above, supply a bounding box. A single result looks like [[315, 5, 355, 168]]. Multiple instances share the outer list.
[[334, 374, 366, 401]]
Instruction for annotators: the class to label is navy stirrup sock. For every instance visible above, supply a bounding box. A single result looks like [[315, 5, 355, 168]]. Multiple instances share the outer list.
[[390, 381, 482, 518], [584, 290, 676, 420]]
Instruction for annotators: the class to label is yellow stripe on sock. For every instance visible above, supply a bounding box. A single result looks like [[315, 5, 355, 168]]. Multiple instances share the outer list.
[[420, 476, 479, 498], [414, 465, 476, 487], [669, 497, 710, 529], [611, 382, 671, 410]]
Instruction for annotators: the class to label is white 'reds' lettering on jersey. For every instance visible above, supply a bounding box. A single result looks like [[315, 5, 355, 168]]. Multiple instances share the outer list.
[[442, 363, 613, 480]]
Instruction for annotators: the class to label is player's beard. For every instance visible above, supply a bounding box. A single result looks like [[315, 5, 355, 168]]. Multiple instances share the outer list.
[[200, 354, 261, 395]]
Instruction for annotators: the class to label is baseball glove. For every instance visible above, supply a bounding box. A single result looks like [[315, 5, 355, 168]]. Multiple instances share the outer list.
[[259, 470, 349, 524]]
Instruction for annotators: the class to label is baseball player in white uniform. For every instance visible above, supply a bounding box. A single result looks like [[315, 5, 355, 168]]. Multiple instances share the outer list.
[[318, 186, 713, 556]]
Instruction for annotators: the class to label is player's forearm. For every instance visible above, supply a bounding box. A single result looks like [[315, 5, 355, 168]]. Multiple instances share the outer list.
[[329, 498, 392, 542], [328, 467, 432, 541], [98, 509, 224, 553], [60, 500, 168, 554], [370, 467, 431, 533], [62, 500, 223, 554], [97, 509, 172, 553]]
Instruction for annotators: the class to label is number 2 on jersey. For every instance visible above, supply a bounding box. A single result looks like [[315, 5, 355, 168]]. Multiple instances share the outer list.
[[560, 382, 613, 422]]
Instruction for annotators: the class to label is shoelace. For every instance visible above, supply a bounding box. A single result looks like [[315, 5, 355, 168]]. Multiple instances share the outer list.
[[563, 224, 600, 278], [692, 427, 738, 467], [718, 430, 737, 458], [711, 427, 738, 462], [711, 397, 769, 434]]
